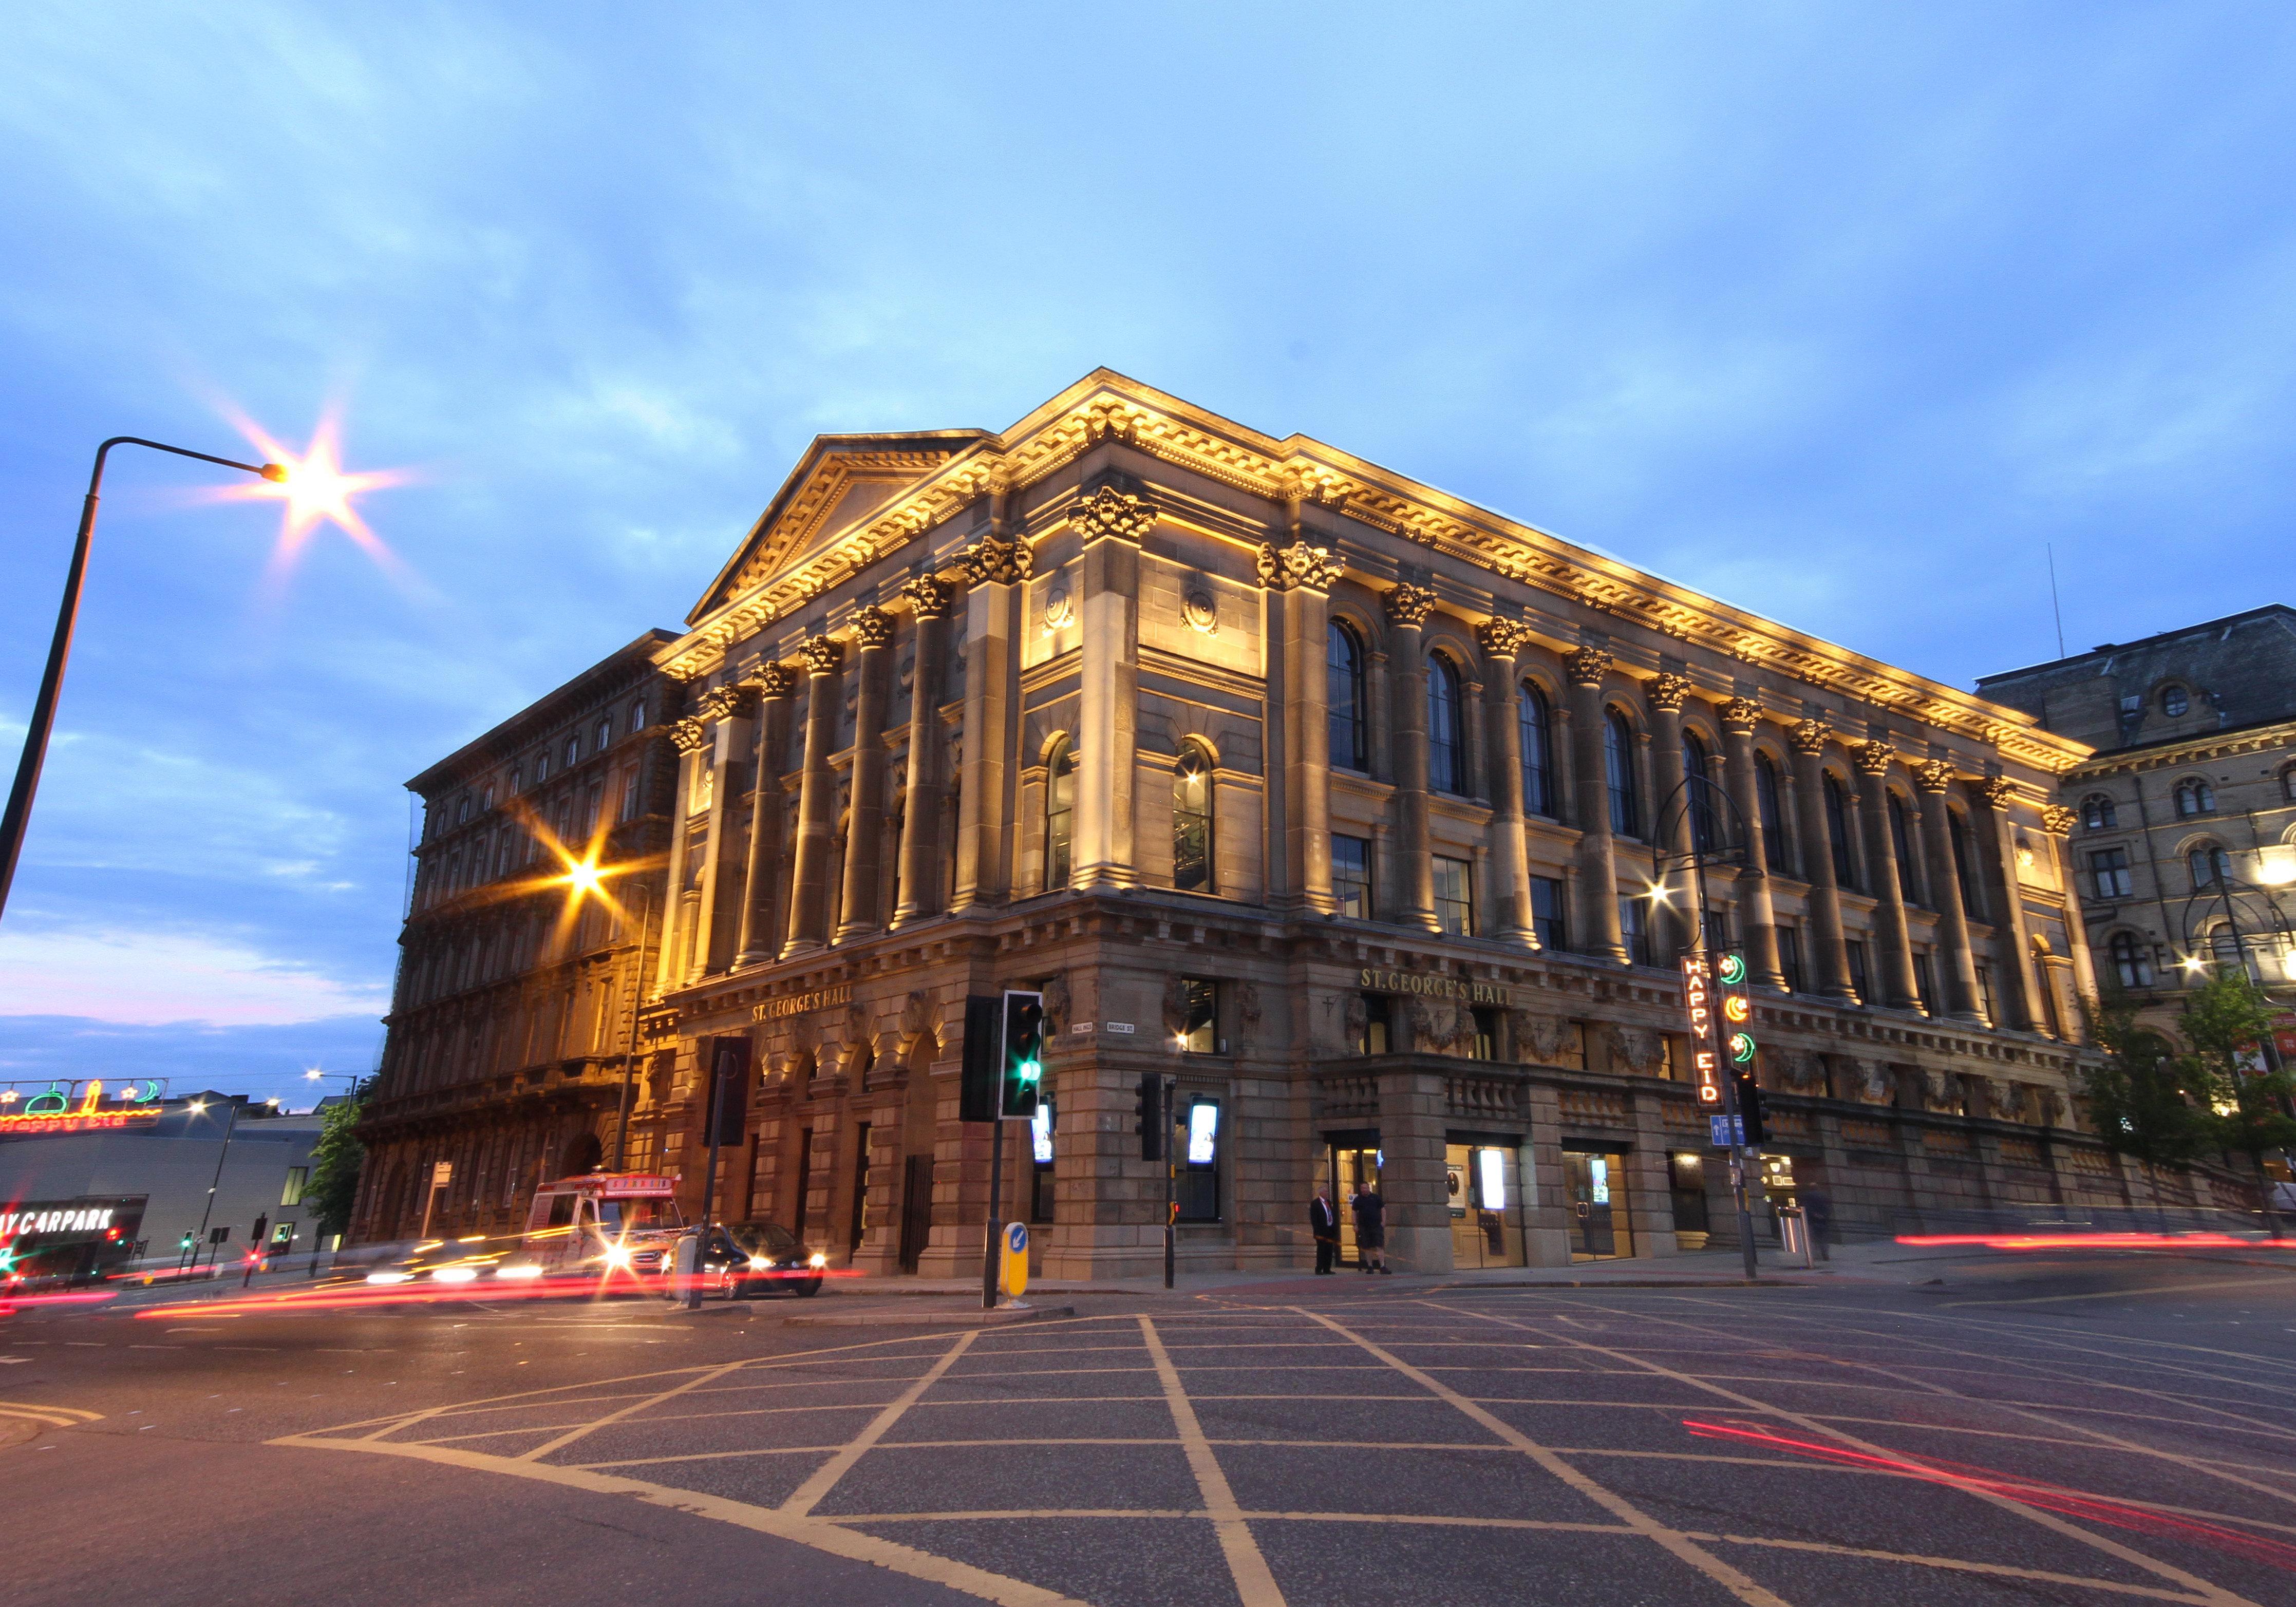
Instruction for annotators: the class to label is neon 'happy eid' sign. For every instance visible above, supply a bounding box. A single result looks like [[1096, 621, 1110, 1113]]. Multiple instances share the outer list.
[[0, 1080, 166, 1135]]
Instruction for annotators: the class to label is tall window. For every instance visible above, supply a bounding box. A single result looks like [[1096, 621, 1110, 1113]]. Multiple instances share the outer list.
[[1755, 753, 1789, 873], [1434, 855, 1474, 936], [1683, 732, 1718, 853], [629, 701, 648, 731], [1912, 953, 1938, 1015], [2090, 847, 2132, 899], [1846, 939, 1870, 1000], [1618, 894, 1649, 965], [1177, 978, 1218, 1053], [1173, 742, 1213, 892], [1950, 811, 1982, 917], [1604, 711, 1639, 837], [1427, 654, 1464, 793], [1327, 621, 1367, 771], [1045, 739, 1075, 890], [2081, 793, 2117, 830], [1519, 683, 1552, 817], [2175, 779, 2215, 817], [2110, 931, 2152, 989], [596, 718, 612, 751], [1776, 925, 1804, 991], [1824, 774, 1856, 888], [1530, 876, 1566, 951], [1332, 835, 1371, 919], [1888, 794, 1920, 904], [2189, 844, 2230, 889]]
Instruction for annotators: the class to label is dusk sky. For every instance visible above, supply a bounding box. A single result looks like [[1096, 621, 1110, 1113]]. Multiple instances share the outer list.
[[2, 6, 2291, 1108]]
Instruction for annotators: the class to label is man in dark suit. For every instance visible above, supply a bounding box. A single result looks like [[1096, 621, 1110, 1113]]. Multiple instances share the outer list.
[[1309, 1190, 1338, 1274]]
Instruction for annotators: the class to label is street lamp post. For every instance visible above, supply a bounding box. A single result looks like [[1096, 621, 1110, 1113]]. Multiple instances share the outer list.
[[0, 437, 286, 921], [189, 1095, 243, 1277], [614, 880, 659, 1172]]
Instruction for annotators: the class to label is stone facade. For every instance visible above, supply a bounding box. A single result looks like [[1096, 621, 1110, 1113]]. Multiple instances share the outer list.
[[1977, 606, 2296, 1051], [355, 373, 2240, 1266]]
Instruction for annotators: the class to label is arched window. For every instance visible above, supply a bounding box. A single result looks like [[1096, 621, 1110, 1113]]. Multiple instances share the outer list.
[[2174, 779, 2215, 817], [2207, 922, 2244, 972], [1950, 810, 1982, 917], [1426, 654, 1463, 794], [629, 701, 648, 732], [596, 718, 612, 751], [1682, 732, 1718, 852], [1755, 752, 1789, 874], [1888, 793, 1920, 904], [2081, 793, 2117, 830], [1604, 710, 1639, 837], [1823, 774, 1856, 888], [2284, 768, 2296, 803], [2109, 931, 2152, 989], [1173, 742, 1213, 892], [1327, 621, 1367, 771], [456, 796, 471, 825], [1519, 683, 1552, 817], [2189, 843, 2230, 889], [565, 735, 581, 768], [2161, 685, 2189, 716], [1044, 739, 1075, 890]]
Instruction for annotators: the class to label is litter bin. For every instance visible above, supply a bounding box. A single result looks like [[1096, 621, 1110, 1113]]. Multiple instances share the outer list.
[[670, 1230, 704, 1310], [1776, 1204, 1812, 1268]]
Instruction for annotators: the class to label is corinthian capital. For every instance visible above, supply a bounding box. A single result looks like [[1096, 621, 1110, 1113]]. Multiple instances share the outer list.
[[2040, 803, 2077, 837], [849, 605, 894, 650], [1645, 673, 1692, 713], [1978, 776, 2019, 810], [1382, 583, 1438, 628], [748, 661, 799, 699], [1911, 759, 1959, 794], [670, 717, 711, 755], [902, 575, 955, 619], [799, 636, 844, 677], [1852, 740, 1895, 778], [1719, 696, 1763, 734], [1561, 646, 1610, 688], [961, 534, 1032, 586], [1070, 484, 1155, 545], [697, 684, 756, 724], [1255, 540, 1344, 593], [1787, 717, 1829, 755], [1476, 617, 1535, 659]]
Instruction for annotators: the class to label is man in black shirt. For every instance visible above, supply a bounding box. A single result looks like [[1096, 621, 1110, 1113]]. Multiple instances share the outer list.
[[1349, 1184, 1389, 1274]]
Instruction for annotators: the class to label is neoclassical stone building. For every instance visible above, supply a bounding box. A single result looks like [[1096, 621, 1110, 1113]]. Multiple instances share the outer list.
[[358, 372, 2233, 1270]]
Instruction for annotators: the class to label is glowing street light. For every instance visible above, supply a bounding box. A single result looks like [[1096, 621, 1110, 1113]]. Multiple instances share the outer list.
[[0, 438, 297, 919]]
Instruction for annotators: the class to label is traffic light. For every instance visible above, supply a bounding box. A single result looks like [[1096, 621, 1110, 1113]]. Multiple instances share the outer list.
[[999, 990, 1045, 1121], [1136, 1072, 1166, 1162], [959, 996, 1002, 1123], [1732, 1070, 1769, 1146]]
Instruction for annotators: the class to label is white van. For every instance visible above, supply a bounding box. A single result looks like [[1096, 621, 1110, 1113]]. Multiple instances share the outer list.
[[518, 1173, 686, 1279]]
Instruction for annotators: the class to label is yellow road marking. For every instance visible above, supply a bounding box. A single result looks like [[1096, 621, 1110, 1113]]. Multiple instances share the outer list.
[[780, 1329, 977, 1517], [1944, 1274, 2296, 1308], [1139, 1316, 1288, 1606]]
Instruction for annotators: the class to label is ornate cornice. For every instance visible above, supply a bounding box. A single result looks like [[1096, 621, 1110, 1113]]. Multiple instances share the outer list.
[[1911, 759, 1959, 793], [1070, 483, 1156, 545], [1382, 583, 1438, 629], [902, 575, 956, 619], [1719, 696, 1763, 734], [1788, 717, 1829, 756], [849, 605, 894, 651], [748, 661, 799, 699], [2040, 803, 2077, 837], [799, 636, 844, 677], [961, 534, 1032, 587], [1645, 673, 1692, 713], [1562, 646, 1610, 688], [1476, 617, 1535, 659], [1256, 540, 1343, 593], [1852, 740, 1895, 778]]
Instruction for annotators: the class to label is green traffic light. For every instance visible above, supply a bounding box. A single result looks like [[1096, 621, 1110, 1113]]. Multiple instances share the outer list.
[[1019, 1060, 1041, 1084]]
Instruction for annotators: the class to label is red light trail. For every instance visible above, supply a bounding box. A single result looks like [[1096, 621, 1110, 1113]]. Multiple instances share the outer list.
[[1894, 1233, 2288, 1251]]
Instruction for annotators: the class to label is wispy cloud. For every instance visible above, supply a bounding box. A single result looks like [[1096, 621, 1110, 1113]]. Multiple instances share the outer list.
[[0, 926, 387, 1027]]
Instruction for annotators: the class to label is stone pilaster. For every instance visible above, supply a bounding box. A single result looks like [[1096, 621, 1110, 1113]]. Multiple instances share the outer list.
[[1564, 646, 1629, 961], [1913, 761, 1986, 1024], [1718, 698, 1786, 988], [951, 523, 1028, 912], [734, 661, 797, 967], [1073, 486, 1151, 891], [1853, 741, 1922, 1010], [1788, 717, 1857, 1001], [690, 683, 757, 980], [658, 715, 711, 994], [1477, 618, 1537, 947], [1975, 778, 2041, 1031], [835, 606, 896, 942], [891, 575, 957, 928], [781, 635, 843, 956], [1385, 584, 1440, 932], [1263, 539, 1344, 915]]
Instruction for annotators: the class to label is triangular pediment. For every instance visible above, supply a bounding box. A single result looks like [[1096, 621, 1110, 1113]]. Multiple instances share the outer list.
[[688, 429, 989, 625]]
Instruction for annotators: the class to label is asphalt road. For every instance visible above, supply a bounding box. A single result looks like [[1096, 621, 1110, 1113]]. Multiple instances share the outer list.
[[8, 1251, 2296, 1606]]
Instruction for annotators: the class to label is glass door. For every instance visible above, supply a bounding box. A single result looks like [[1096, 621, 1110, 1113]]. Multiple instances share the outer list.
[[1446, 1143, 1525, 1268], [1564, 1149, 1633, 1261], [1331, 1145, 1382, 1268]]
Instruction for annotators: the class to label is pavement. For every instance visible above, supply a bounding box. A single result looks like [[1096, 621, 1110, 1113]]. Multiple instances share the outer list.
[[8, 1240, 2296, 1605]]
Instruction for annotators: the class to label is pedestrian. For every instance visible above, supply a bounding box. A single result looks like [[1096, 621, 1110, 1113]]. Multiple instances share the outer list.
[[1350, 1182, 1389, 1274], [1309, 1189, 1339, 1274], [1802, 1187, 1833, 1262]]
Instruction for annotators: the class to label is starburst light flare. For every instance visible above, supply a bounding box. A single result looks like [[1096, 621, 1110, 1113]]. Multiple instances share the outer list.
[[219, 405, 409, 584]]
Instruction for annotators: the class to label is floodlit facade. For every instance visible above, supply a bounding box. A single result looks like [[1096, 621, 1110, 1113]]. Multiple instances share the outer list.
[[356, 372, 2251, 1270]]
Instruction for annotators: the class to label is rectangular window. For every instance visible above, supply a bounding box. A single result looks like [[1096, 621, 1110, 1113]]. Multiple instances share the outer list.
[[280, 1166, 308, 1207], [1531, 876, 1567, 952], [1434, 856, 1474, 936], [620, 766, 641, 822], [1178, 978, 1219, 1054], [1471, 1007, 1498, 1062], [1332, 835, 1371, 919], [1847, 939, 1870, 1001], [1976, 965, 1997, 1023], [2090, 847, 2132, 900], [1359, 993, 1392, 1054], [1777, 925, 1803, 992], [1913, 953, 1939, 1015], [1177, 1099, 1220, 1221], [1619, 895, 1649, 966]]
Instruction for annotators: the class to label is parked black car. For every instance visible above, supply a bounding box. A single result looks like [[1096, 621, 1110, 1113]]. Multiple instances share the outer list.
[[701, 1220, 825, 1298]]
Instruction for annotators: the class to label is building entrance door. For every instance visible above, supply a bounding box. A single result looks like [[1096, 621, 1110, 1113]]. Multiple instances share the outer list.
[[897, 1154, 932, 1273], [1330, 1144, 1382, 1268], [1445, 1143, 1524, 1268], [1563, 1148, 1633, 1261]]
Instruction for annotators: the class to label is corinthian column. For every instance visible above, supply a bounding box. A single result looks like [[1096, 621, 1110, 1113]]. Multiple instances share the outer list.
[[834, 606, 896, 942], [1646, 672, 1694, 960], [2041, 804, 2099, 1013], [1788, 718, 1856, 1001], [733, 661, 796, 967], [1975, 777, 2041, 1031], [1385, 584, 1440, 933], [1564, 646, 1629, 962], [1914, 762, 1986, 1024], [1264, 538, 1343, 915], [658, 715, 710, 993], [1853, 741, 1922, 1009], [951, 525, 1028, 912], [891, 575, 956, 928], [1477, 618, 1537, 947], [1073, 486, 1150, 891], [1718, 698, 1785, 988], [781, 635, 843, 957], [686, 683, 756, 981]]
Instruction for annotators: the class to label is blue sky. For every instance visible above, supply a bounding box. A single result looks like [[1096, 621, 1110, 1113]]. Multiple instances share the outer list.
[[2, 5, 2291, 1107]]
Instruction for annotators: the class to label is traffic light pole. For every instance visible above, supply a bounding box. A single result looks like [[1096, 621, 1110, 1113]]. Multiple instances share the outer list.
[[982, 1115, 1005, 1311], [1162, 1076, 1175, 1291], [1716, 1026, 1760, 1281]]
